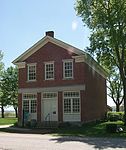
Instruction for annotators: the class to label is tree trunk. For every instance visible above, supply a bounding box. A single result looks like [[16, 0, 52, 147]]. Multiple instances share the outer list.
[[116, 103, 120, 112], [14, 107, 18, 118], [1, 105, 4, 118]]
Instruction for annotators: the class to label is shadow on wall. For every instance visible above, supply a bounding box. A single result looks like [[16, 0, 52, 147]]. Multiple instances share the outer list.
[[50, 136, 126, 149]]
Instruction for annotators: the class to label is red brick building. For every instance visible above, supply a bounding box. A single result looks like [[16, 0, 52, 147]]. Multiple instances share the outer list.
[[13, 31, 107, 126]]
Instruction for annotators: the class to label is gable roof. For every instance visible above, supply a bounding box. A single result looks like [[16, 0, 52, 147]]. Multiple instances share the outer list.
[[12, 35, 85, 64], [12, 34, 108, 78]]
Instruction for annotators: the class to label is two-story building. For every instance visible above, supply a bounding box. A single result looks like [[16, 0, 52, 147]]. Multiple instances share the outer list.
[[13, 31, 107, 126]]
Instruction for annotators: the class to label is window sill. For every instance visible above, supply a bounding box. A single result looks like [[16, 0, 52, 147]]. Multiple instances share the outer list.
[[64, 113, 80, 115], [62, 78, 74, 80], [27, 80, 37, 82], [44, 78, 55, 81]]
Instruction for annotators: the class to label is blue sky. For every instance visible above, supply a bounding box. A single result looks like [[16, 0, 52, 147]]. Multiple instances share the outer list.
[[0, 0, 114, 107], [0, 0, 90, 68]]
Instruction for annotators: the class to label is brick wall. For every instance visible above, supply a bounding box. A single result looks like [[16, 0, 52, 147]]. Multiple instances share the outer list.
[[18, 42, 85, 89], [82, 63, 107, 122]]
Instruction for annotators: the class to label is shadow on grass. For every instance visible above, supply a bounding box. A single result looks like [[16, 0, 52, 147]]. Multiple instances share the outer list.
[[50, 136, 126, 149]]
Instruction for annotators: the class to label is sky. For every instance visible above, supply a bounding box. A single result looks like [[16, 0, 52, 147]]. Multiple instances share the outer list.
[[0, 0, 114, 107]]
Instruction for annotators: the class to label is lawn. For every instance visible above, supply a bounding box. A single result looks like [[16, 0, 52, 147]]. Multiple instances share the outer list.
[[0, 118, 126, 138], [0, 118, 17, 125], [54, 121, 126, 138]]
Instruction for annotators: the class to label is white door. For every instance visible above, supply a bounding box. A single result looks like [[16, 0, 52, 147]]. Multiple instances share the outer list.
[[43, 99, 58, 121]]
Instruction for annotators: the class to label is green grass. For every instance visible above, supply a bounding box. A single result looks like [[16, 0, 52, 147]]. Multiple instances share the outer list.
[[0, 118, 126, 138], [54, 121, 126, 138], [0, 118, 17, 125]]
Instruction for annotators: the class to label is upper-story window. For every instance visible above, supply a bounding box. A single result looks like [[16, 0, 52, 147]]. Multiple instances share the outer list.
[[45, 62, 54, 80], [63, 59, 73, 79], [27, 64, 36, 81]]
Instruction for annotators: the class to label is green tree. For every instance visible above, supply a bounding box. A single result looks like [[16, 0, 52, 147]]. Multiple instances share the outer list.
[[107, 69, 123, 112], [1, 66, 18, 117], [75, 0, 126, 123]]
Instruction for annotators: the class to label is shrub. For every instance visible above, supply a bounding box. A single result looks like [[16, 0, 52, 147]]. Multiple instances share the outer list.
[[107, 112, 124, 121], [106, 123, 117, 133], [106, 121, 124, 133]]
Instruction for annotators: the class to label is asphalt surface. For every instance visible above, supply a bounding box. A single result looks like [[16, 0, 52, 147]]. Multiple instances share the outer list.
[[0, 132, 126, 150]]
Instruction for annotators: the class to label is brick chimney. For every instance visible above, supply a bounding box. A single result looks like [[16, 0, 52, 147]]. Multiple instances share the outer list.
[[46, 31, 54, 38]]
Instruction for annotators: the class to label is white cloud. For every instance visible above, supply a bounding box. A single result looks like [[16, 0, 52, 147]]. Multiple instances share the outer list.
[[72, 20, 78, 31]]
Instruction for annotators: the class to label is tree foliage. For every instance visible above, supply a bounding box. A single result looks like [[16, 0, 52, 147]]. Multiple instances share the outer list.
[[107, 69, 123, 111], [1, 66, 18, 117], [75, 0, 126, 123]]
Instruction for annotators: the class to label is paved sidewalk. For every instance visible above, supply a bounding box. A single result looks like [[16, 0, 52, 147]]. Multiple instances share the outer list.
[[0, 132, 126, 150], [0, 124, 13, 128]]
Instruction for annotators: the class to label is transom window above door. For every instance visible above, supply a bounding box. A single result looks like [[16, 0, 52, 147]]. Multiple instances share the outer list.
[[45, 62, 54, 80]]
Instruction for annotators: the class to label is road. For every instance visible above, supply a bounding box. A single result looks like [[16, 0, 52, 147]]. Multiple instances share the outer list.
[[0, 132, 126, 150]]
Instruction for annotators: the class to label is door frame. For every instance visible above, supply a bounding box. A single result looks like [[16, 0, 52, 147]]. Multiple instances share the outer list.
[[41, 92, 58, 122]]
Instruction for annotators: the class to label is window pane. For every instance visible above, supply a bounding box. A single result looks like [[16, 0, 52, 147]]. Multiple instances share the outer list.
[[43, 93, 57, 98], [64, 61, 73, 78], [45, 63, 54, 79], [23, 100, 29, 113], [31, 100, 37, 113], [64, 92, 80, 114], [64, 92, 79, 98], [28, 65, 36, 81], [64, 98, 71, 113], [23, 94, 37, 113], [73, 98, 80, 113]]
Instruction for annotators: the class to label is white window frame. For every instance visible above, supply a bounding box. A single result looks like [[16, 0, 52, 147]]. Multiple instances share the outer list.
[[22, 93, 37, 114], [63, 91, 80, 114], [43, 92, 57, 99], [63, 59, 73, 79], [45, 61, 54, 80], [27, 63, 36, 81]]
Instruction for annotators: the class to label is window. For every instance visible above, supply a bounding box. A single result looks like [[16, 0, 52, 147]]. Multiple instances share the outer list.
[[23, 100, 29, 113], [27, 64, 36, 81], [43, 92, 57, 99], [63, 60, 73, 79], [23, 94, 37, 113], [63, 91, 80, 114], [45, 62, 54, 80]]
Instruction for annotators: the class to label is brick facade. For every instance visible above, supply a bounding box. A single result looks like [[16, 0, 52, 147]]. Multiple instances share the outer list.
[[14, 33, 107, 125], [18, 42, 85, 89]]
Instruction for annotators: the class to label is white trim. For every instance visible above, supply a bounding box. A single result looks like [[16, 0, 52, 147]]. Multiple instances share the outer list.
[[15, 62, 26, 69], [27, 63, 37, 82], [72, 55, 108, 79], [12, 35, 107, 78], [44, 61, 54, 80], [42, 92, 58, 122], [63, 91, 81, 122], [63, 91, 80, 114], [63, 59, 73, 79], [18, 84, 85, 93], [22, 93, 37, 120], [12, 36, 84, 64]]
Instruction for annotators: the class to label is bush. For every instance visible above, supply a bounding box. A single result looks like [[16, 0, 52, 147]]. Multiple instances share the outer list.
[[106, 121, 124, 133], [107, 112, 124, 121], [106, 123, 117, 133]]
